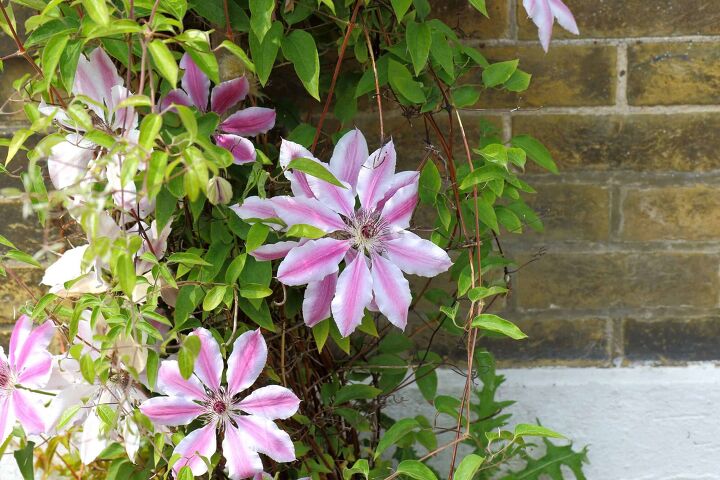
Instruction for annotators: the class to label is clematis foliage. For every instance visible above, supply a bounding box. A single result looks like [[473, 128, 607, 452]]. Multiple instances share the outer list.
[[0, 0, 587, 479]]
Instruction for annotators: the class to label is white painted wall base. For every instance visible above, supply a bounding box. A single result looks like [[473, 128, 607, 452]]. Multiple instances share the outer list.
[[386, 365, 720, 480], [2, 365, 719, 479]]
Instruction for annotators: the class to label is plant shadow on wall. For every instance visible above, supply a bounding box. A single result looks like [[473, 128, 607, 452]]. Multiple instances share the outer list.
[[0, 0, 587, 479]]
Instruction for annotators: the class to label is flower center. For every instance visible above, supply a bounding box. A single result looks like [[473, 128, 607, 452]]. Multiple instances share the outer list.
[[212, 399, 227, 414], [344, 209, 389, 253], [0, 360, 14, 392]]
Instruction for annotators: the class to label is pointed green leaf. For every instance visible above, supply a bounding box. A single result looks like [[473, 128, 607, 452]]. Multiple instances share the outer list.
[[149, 40, 178, 87], [281, 30, 320, 100], [482, 59, 519, 88], [472, 314, 527, 340], [406, 21, 431, 76], [287, 158, 346, 188]]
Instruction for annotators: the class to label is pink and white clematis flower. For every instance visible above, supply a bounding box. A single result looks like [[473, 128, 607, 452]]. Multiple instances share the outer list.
[[139, 329, 299, 479], [232, 129, 452, 337], [160, 54, 276, 165], [0, 315, 55, 444], [522, 0, 579, 52]]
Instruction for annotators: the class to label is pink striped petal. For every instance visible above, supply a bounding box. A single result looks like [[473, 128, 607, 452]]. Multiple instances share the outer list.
[[157, 360, 206, 399], [160, 89, 192, 112], [329, 128, 368, 190], [10, 316, 55, 375], [271, 196, 346, 233], [238, 385, 300, 419], [211, 77, 250, 115], [231, 196, 277, 221], [139, 396, 204, 426], [0, 395, 15, 445], [172, 423, 217, 477], [384, 231, 452, 277], [180, 53, 210, 111], [73, 48, 122, 107], [215, 134, 256, 164], [381, 183, 418, 230], [234, 415, 295, 462], [16, 349, 52, 387], [370, 252, 411, 331], [277, 238, 350, 286], [190, 328, 223, 390], [357, 140, 397, 210], [12, 389, 45, 434], [302, 272, 338, 327], [331, 252, 373, 337], [528, 0, 554, 52], [48, 134, 94, 190], [549, 0, 579, 34], [307, 177, 355, 217], [278, 140, 318, 198], [251, 241, 303, 261], [227, 329, 267, 396], [220, 107, 276, 136], [110, 85, 137, 131], [377, 171, 420, 210], [223, 423, 264, 479]]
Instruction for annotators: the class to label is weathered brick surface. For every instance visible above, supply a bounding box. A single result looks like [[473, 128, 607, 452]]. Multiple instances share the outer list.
[[0, 203, 46, 251], [478, 45, 616, 107], [520, 184, 610, 242], [513, 114, 720, 172], [489, 316, 610, 366], [0, 268, 43, 324], [621, 185, 720, 241], [624, 316, 720, 363], [517, 0, 720, 39], [516, 253, 719, 310], [628, 42, 720, 106], [433, 0, 510, 39], [0, 59, 33, 123]]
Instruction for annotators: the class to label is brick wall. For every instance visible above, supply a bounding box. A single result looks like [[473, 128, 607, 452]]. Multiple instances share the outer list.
[[3, 1, 720, 366], [357, 0, 720, 366]]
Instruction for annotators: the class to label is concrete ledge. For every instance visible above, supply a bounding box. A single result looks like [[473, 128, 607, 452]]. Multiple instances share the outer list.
[[386, 365, 720, 480]]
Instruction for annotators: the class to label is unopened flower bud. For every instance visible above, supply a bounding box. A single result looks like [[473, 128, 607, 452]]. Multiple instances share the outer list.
[[207, 177, 233, 205]]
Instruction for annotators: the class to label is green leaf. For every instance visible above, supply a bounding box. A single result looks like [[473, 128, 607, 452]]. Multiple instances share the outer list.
[[390, 0, 412, 21], [454, 454, 485, 480], [146, 349, 159, 389], [167, 252, 212, 266], [334, 384, 382, 405], [203, 285, 228, 311], [249, 21, 283, 86], [286, 223, 326, 239], [374, 418, 419, 459], [396, 460, 437, 480], [472, 314, 527, 340], [239, 283, 273, 299], [246, 223, 269, 252], [416, 363, 438, 402], [82, 0, 111, 27], [225, 254, 247, 284], [467, 286, 508, 302], [13, 441, 34, 480], [149, 40, 178, 87], [430, 31, 454, 77], [511, 134, 558, 173], [56, 404, 82, 430], [282, 30, 320, 100], [287, 158, 346, 188], [5, 249, 41, 268], [452, 85, 480, 108], [482, 59, 519, 88], [80, 354, 95, 383], [419, 160, 441, 204], [117, 253, 136, 298], [249, 0, 274, 43], [219, 40, 255, 73], [387, 59, 426, 104], [312, 319, 330, 352], [469, 0, 488, 16], [458, 164, 505, 190], [175, 105, 197, 139], [41, 33, 69, 87], [514, 423, 566, 439], [139, 113, 162, 151], [343, 459, 370, 480], [177, 466, 194, 480], [6, 129, 32, 166], [505, 69, 531, 92], [178, 335, 201, 380], [406, 21, 431, 76]]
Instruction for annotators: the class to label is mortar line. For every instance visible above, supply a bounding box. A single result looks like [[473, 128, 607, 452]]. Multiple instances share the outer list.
[[508, 0, 518, 40], [616, 42, 629, 111]]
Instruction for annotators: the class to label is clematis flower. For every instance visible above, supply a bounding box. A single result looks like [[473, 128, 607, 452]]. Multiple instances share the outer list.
[[40, 48, 153, 218], [160, 54, 276, 165], [0, 315, 55, 444], [522, 0, 579, 52], [232, 129, 452, 337], [139, 329, 299, 479], [47, 318, 147, 464]]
